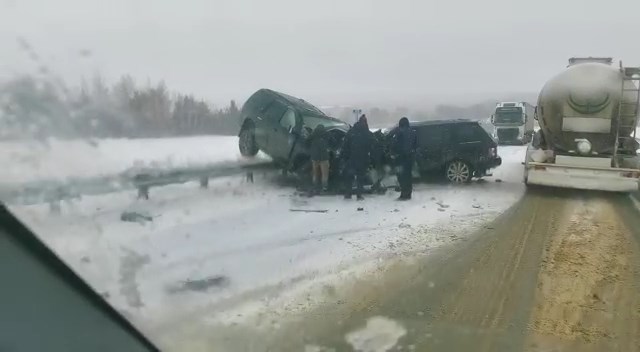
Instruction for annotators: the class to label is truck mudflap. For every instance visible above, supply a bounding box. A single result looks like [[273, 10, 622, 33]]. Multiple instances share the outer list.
[[525, 162, 640, 192]]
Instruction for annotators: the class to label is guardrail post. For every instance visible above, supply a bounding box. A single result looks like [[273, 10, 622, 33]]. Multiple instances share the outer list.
[[49, 201, 61, 214], [134, 173, 151, 200], [138, 186, 149, 200]]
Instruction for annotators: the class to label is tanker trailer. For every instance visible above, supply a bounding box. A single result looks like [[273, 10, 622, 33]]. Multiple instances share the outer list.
[[524, 57, 640, 191]]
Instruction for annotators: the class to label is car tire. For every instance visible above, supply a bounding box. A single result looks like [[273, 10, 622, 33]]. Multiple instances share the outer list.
[[446, 160, 472, 183], [239, 124, 259, 157]]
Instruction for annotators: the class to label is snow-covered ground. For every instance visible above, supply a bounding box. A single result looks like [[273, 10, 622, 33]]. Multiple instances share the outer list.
[[8, 145, 527, 350], [0, 136, 268, 184]]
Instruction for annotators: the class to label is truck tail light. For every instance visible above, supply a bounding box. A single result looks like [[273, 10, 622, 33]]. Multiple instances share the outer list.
[[489, 147, 497, 157]]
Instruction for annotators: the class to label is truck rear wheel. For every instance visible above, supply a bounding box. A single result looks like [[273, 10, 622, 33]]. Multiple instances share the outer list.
[[239, 124, 259, 157]]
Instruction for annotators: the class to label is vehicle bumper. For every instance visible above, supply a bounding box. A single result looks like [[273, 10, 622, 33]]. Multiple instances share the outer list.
[[526, 162, 640, 192], [479, 157, 502, 169]]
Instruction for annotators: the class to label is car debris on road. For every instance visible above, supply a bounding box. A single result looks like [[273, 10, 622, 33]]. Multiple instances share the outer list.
[[289, 209, 329, 213]]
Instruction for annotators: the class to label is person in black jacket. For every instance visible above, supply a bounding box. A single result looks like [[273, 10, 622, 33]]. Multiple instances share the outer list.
[[342, 115, 374, 200], [309, 124, 330, 193], [392, 117, 417, 200]]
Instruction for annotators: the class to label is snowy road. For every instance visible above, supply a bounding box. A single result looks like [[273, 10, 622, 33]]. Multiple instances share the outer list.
[[9, 145, 527, 351]]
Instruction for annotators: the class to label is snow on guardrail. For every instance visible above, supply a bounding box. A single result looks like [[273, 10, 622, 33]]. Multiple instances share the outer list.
[[0, 136, 273, 205]]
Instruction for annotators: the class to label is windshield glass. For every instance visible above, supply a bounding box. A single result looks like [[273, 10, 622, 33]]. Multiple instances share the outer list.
[[494, 107, 523, 124], [1, 2, 638, 352]]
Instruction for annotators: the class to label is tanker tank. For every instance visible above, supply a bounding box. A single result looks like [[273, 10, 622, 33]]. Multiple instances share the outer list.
[[524, 57, 640, 192], [537, 57, 638, 155]]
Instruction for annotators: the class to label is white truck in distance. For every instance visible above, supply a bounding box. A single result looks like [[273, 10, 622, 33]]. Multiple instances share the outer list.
[[524, 57, 640, 192], [491, 102, 536, 145]]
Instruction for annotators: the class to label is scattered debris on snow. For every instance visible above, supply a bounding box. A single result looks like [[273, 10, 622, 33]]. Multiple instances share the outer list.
[[120, 211, 153, 224], [166, 275, 231, 294], [290, 209, 329, 213], [345, 316, 407, 352]]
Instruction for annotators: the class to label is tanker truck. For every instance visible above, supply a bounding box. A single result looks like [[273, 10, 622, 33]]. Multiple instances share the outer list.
[[491, 102, 536, 144], [524, 57, 640, 192]]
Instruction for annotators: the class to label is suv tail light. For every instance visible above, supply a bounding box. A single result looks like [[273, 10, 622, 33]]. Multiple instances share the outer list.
[[489, 147, 497, 157]]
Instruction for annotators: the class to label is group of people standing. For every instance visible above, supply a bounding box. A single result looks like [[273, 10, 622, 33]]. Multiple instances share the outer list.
[[308, 114, 417, 201]]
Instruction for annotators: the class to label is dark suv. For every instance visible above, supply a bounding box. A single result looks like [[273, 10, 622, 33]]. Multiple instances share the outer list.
[[238, 89, 349, 174], [385, 120, 501, 183]]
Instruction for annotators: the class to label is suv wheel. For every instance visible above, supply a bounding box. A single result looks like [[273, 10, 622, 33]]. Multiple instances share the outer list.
[[239, 124, 259, 157], [446, 160, 472, 183]]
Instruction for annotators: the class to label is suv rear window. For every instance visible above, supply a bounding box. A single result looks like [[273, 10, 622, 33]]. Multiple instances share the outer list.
[[416, 126, 449, 148], [453, 123, 486, 143]]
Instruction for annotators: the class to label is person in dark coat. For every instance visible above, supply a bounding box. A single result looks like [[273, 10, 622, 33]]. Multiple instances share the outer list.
[[342, 114, 375, 200], [309, 124, 330, 193], [392, 117, 417, 200]]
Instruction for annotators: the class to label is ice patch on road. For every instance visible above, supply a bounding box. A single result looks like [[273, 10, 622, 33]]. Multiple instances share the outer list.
[[345, 316, 406, 352]]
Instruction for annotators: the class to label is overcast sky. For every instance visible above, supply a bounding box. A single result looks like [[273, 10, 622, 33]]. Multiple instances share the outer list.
[[0, 0, 638, 108]]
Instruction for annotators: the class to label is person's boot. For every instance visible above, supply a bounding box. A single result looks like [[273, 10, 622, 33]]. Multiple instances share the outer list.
[[396, 193, 411, 201]]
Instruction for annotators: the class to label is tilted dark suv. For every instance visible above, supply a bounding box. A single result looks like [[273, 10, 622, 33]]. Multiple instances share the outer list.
[[385, 120, 502, 183], [238, 89, 349, 176]]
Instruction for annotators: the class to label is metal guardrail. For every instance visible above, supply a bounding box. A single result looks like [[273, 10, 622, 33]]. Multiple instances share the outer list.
[[0, 160, 276, 206], [131, 161, 275, 199]]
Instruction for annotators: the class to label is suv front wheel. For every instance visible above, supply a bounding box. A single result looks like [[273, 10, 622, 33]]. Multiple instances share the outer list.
[[239, 124, 259, 157], [446, 160, 472, 183]]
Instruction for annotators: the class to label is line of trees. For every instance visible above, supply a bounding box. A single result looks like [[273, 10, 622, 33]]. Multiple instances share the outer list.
[[0, 73, 535, 140], [325, 96, 537, 128], [323, 101, 499, 128], [0, 74, 240, 140]]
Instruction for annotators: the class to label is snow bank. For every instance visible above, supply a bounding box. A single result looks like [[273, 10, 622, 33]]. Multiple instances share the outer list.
[[8, 146, 527, 349], [0, 136, 269, 184]]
